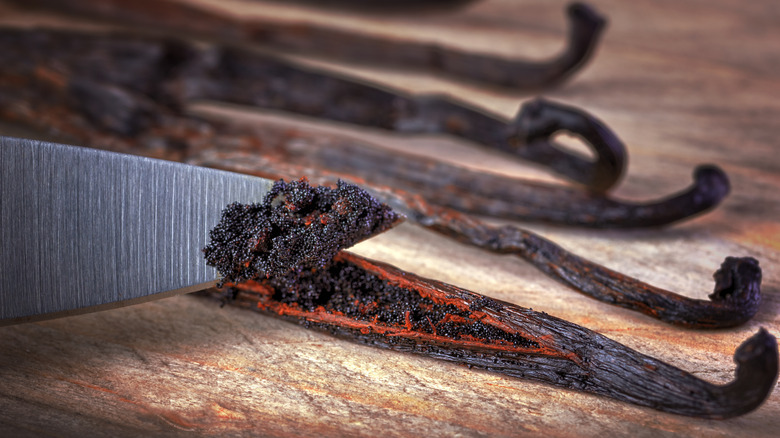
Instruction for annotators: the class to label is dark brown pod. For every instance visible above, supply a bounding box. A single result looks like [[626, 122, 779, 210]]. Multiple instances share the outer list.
[[10, 0, 606, 89]]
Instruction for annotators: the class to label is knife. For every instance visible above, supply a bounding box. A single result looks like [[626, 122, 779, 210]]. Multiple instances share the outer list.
[[0, 136, 275, 325]]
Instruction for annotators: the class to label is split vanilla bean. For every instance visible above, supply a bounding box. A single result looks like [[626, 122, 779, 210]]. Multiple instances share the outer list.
[[12, 0, 606, 89], [212, 255, 777, 419], [200, 180, 778, 419]]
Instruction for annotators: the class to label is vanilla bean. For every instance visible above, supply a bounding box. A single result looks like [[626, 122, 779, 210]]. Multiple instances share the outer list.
[[12, 0, 606, 89], [200, 251, 777, 419], [191, 46, 629, 193], [399, 197, 762, 328], [281, 132, 727, 228]]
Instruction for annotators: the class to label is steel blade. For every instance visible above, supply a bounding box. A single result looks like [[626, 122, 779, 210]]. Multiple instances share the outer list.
[[0, 136, 275, 324]]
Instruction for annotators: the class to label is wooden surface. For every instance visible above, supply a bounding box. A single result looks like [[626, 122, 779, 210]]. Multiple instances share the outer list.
[[1, 0, 779, 436]]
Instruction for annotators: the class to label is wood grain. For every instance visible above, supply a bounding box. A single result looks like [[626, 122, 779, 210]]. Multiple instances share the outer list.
[[1, 0, 779, 436]]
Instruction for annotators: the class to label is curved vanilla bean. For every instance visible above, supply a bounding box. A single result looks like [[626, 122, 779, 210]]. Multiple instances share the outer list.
[[13, 0, 606, 89], [402, 198, 762, 328], [180, 46, 625, 193], [392, 96, 626, 193], [298, 138, 726, 228], [426, 164, 730, 228], [196, 143, 728, 230], [201, 252, 777, 419]]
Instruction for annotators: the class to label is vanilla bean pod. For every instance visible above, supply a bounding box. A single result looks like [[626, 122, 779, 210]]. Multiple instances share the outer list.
[[0, 28, 730, 228], [198, 180, 777, 419], [275, 129, 728, 228], [207, 255, 777, 419], [187, 55, 628, 193], [12, 0, 606, 90], [383, 192, 763, 328]]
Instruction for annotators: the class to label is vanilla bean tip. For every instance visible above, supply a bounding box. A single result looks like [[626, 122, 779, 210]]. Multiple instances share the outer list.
[[722, 328, 778, 418], [568, 2, 608, 31], [693, 164, 731, 204], [737, 328, 777, 365], [711, 257, 761, 301]]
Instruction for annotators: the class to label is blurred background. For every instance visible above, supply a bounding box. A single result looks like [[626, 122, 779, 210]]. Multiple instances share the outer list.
[[0, 1, 778, 436]]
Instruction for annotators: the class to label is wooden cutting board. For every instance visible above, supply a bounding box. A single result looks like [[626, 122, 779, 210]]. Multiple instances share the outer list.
[[1, 0, 779, 436]]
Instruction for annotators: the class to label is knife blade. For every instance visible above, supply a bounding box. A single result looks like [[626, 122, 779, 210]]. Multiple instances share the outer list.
[[0, 136, 275, 325]]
